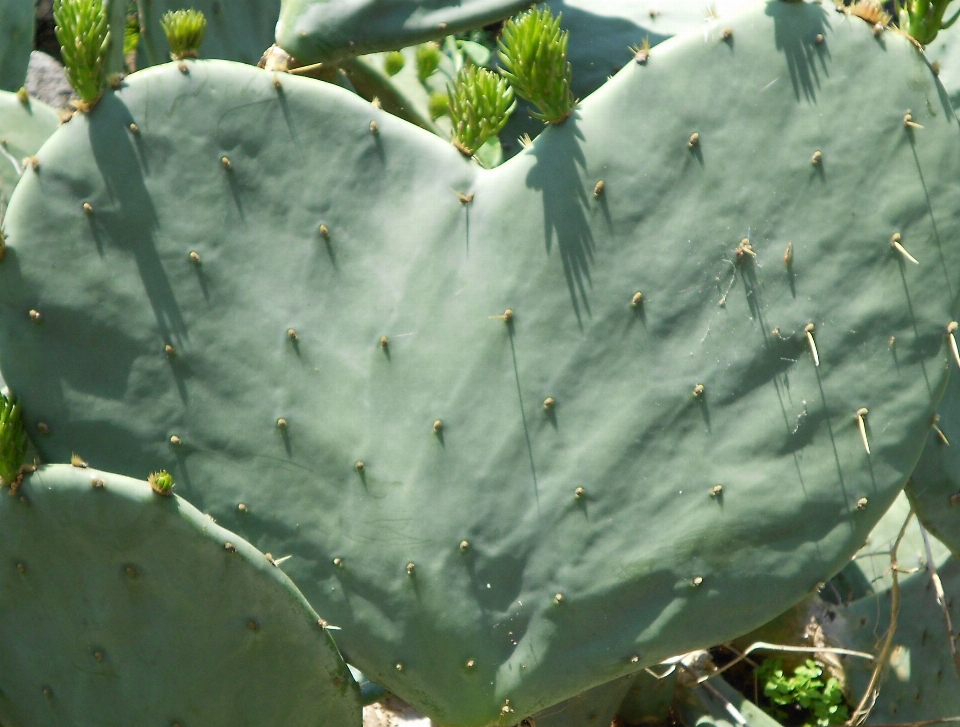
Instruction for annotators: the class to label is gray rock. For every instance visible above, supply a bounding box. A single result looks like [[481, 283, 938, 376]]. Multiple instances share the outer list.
[[25, 50, 75, 109]]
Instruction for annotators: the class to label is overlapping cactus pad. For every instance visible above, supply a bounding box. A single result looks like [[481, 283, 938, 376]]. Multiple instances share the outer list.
[[826, 556, 960, 723], [3, 3, 960, 725], [276, 0, 530, 64], [908, 373, 960, 557], [0, 464, 361, 727], [0, 91, 59, 202], [0, 0, 34, 92]]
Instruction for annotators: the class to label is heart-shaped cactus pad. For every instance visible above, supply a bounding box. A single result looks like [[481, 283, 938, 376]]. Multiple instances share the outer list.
[[3, 3, 960, 725]]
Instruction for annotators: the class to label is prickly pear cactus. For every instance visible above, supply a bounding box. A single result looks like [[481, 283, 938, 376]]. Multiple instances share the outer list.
[[275, 0, 530, 65], [0, 91, 59, 203], [824, 555, 960, 723], [906, 372, 960, 557], [0, 463, 361, 727], [137, 0, 280, 66], [4, 3, 960, 725], [0, 0, 34, 92]]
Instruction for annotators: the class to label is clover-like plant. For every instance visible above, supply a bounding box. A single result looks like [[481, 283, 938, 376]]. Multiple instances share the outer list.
[[148, 469, 175, 496], [448, 65, 515, 156], [160, 9, 207, 60], [897, 0, 960, 44], [758, 658, 849, 727], [54, 0, 110, 109], [498, 6, 575, 124], [0, 395, 28, 487]]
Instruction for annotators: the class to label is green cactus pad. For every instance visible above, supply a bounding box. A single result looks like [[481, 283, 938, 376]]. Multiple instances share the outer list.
[[0, 0, 34, 92], [906, 371, 960, 557], [0, 90, 60, 203], [0, 463, 361, 727], [275, 0, 530, 65], [825, 555, 960, 723], [4, 3, 960, 724], [137, 0, 280, 66]]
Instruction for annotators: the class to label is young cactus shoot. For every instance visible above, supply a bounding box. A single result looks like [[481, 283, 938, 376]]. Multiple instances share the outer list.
[[160, 9, 207, 60], [54, 0, 110, 109], [897, 0, 960, 44], [498, 6, 576, 124], [448, 65, 515, 156], [0, 395, 28, 487], [148, 469, 175, 496]]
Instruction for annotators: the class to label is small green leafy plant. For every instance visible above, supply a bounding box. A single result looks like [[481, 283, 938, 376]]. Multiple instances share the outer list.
[[498, 6, 575, 124], [54, 0, 110, 109], [160, 9, 207, 60], [758, 658, 849, 727]]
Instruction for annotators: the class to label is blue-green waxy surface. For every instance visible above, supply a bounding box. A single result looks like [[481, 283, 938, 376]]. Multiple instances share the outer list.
[[0, 0, 34, 92], [0, 464, 361, 727], [4, 4, 960, 725]]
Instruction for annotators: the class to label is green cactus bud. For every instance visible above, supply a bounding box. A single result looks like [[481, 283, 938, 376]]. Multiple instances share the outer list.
[[415, 42, 441, 82], [498, 6, 575, 124], [148, 469, 174, 496], [383, 50, 405, 76], [427, 91, 449, 120], [53, 0, 110, 109], [160, 8, 207, 60], [0, 394, 27, 487], [448, 65, 515, 156]]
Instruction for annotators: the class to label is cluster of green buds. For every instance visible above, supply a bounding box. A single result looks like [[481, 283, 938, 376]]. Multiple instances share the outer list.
[[447, 5, 575, 156], [498, 6, 576, 124], [53, 0, 110, 109], [160, 9, 208, 60], [448, 65, 516, 156], [0, 394, 28, 487], [897, 0, 960, 44]]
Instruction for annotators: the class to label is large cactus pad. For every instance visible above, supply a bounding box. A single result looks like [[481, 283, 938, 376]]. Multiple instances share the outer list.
[[3, 3, 960, 724], [0, 464, 361, 727]]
